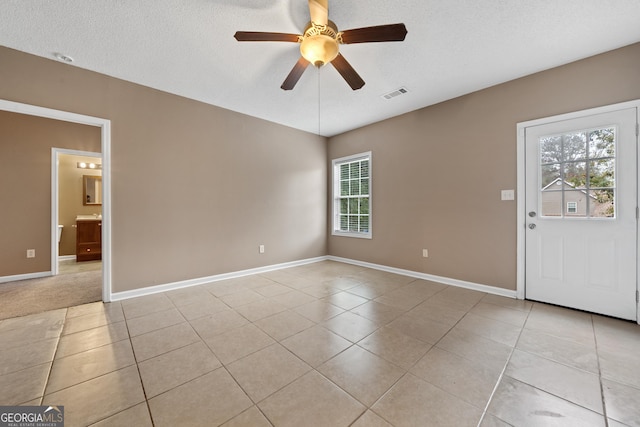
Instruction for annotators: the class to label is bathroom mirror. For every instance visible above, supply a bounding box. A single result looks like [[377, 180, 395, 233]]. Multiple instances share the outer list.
[[83, 175, 102, 205]]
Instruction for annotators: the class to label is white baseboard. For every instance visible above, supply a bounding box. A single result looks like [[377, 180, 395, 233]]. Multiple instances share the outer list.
[[110, 254, 517, 303], [110, 256, 330, 302], [58, 255, 76, 261], [328, 256, 518, 299], [0, 271, 52, 284]]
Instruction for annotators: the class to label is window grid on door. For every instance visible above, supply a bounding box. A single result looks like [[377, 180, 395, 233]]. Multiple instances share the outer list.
[[539, 126, 616, 219]]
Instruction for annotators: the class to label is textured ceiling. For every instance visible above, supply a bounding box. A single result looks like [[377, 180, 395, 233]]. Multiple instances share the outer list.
[[1, 0, 640, 136]]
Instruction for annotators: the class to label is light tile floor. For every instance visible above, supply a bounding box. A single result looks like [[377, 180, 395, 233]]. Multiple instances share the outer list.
[[1, 261, 639, 426]]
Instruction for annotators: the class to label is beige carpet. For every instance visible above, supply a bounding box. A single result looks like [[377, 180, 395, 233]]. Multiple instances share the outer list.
[[0, 270, 102, 320]]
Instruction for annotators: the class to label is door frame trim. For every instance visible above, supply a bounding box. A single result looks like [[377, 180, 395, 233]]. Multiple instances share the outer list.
[[516, 99, 640, 322], [0, 99, 113, 302]]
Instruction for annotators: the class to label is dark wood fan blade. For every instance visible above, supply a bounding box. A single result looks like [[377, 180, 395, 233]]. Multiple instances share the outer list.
[[281, 57, 311, 90], [308, 0, 328, 25], [340, 23, 407, 44], [331, 53, 365, 90], [234, 32, 300, 42]]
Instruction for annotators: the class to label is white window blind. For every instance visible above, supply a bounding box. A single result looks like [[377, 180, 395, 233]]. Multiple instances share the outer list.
[[332, 152, 371, 238]]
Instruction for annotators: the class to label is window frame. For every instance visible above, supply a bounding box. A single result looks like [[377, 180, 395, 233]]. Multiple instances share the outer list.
[[566, 201, 578, 214], [332, 151, 372, 239]]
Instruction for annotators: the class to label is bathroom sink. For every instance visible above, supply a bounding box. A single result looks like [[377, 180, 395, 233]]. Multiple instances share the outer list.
[[76, 214, 102, 220]]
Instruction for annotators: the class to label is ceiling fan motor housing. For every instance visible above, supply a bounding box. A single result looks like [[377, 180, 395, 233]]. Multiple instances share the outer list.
[[300, 20, 341, 67]]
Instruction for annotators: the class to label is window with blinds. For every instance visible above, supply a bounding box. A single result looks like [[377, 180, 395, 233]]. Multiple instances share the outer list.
[[332, 152, 372, 238]]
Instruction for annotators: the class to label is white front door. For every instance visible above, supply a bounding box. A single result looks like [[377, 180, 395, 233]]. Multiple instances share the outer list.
[[525, 107, 638, 320]]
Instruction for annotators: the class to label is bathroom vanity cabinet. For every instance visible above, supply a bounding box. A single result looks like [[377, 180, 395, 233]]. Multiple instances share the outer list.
[[76, 219, 102, 262]]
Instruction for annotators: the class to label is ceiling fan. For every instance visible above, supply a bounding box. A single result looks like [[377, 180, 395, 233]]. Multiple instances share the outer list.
[[234, 0, 407, 91]]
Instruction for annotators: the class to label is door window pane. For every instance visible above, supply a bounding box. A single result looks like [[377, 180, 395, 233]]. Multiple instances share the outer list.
[[589, 159, 614, 188], [541, 164, 561, 189], [563, 132, 587, 161], [589, 128, 615, 158], [589, 189, 615, 218], [540, 135, 562, 164], [563, 162, 587, 188], [564, 191, 587, 217], [539, 126, 616, 219], [541, 189, 562, 217]]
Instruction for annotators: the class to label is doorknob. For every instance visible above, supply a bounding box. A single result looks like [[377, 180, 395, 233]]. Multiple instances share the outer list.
[[528, 211, 537, 217], [528, 223, 536, 229]]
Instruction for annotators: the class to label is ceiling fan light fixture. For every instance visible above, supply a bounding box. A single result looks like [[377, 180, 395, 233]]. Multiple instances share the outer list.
[[300, 34, 338, 67], [233, 0, 407, 91]]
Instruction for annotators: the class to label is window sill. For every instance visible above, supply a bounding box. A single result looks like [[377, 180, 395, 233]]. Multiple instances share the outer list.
[[332, 231, 372, 239]]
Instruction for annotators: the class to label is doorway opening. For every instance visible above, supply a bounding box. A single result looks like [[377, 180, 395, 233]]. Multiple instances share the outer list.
[[54, 150, 103, 282], [0, 99, 112, 303]]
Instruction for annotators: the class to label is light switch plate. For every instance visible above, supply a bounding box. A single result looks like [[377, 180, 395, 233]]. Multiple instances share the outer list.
[[501, 189, 515, 201]]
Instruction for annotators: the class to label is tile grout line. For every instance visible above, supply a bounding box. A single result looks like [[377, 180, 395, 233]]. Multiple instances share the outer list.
[[39, 307, 69, 407], [45, 273, 503, 423], [176, 276, 466, 425], [52, 303, 154, 426], [475, 301, 534, 427], [592, 315, 610, 427], [123, 295, 269, 425], [208, 276, 403, 425], [47, 273, 500, 425], [350, 292, 514, 426], [184, 297, 277, 426], [415, 296, 491, 425], [357, 289, 515, 425], [361, 293, 526, 426], [150, 281, 331, 409], [122, 304, 156, 427]]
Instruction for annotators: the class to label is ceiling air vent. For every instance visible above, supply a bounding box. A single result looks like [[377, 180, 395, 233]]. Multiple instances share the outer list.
[[381, 87, 408, 100]]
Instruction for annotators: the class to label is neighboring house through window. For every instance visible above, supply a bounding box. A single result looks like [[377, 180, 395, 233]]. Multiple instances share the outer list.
[[332, 152, 371, 238]]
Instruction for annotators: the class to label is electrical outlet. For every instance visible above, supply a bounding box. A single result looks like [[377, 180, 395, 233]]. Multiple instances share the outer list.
[[26, 249, 36, 258], [422, 249, 428, 258], [259, 245, 265, 254]]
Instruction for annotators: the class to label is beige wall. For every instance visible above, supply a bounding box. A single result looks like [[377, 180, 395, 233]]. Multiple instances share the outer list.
[[58, 154, 102, 256], [328, 42, 640, 290], [2, 42, 639, 294], [0, 112, 101, 276], [0, 46, 327, 293]]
